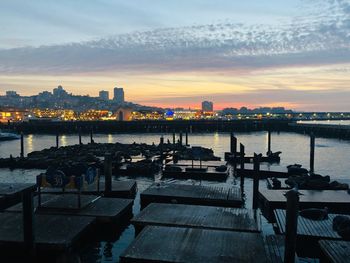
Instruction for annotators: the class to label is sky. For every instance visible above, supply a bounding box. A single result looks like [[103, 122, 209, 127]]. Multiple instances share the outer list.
[[0, 0, 350, 111]]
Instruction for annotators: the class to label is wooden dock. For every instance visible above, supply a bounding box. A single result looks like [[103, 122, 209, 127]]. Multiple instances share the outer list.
[[264, 235, 285, 263], [131, 203, 260, 234], [275, 209, 343, 257], [0, 183, 37, 210], [237, 168, 289, 179], [7, 194, 133, 224], [120, 225, 269, 263], [319, 240, 350, 263], [140, 183, 243, 209], [0, 212, 94, 253], [43, 180, 137, 198], [162, 165, 228, 181], [259, 189, 350, 221]]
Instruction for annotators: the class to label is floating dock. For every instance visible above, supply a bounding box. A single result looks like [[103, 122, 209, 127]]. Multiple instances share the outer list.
[[120, 225, 269, 263], [0, 183, 37, 210], [162, 165, 228, 181], [236, 168, 289, 179], [140, 183, 243, 209], [275, 209, 343, 257], [131, 203, 260, 234], [259, 189, 350, 221], [319, 240, 350, 263], [7, 194, 133, 224]]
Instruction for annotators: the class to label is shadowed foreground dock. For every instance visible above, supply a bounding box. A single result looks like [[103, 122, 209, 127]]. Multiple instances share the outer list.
[[140, 183, 242, 209], [120, 225, 269, 263], [319, 240, 350, 263]]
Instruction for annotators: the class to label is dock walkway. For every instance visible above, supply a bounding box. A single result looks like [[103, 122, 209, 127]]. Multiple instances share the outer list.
[[131, 203, 260, 234], [319, 240, 350, 263], [140, 183, 242, 209], [120, 225, 269, 263]]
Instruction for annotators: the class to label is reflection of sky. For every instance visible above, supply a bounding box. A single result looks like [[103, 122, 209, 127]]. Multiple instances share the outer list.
[[0, 0, 349, 111]]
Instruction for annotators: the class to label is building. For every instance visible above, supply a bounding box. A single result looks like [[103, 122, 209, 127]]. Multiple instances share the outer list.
[[53, 85, 68, 98], [6, 91, 19, 97], [202, 101, 213, 112], [113, 87, 125, 104], [99, 90, 109, 101]]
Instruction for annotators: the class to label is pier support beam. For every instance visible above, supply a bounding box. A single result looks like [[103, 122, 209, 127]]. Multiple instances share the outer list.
[[284, 189, 299, 263], [310, 133, 315, 174], [90, 128, 94, 144], [185, 130, 189, 146], [252, 153, 260, 210], [22, 188, 35, 255], [160, 136, 164, 164], [239, 143, 245, 191], [56, 133, 59, 149], [20, 132, 24, 158], [230, 132, 237, 154], [104, 153, 112, 195], [267, 130, 272, 155], [179, 131, 183, 146], [78, 128, 82, 145]]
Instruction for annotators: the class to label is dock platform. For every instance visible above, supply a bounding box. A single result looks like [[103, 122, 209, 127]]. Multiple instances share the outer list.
[[131, 203, 260, 234], [0, 212, 94, 253], [237, 168, 288, 179], [120, 225, 269, 263], [259, 189, 350, 221], [0, 183, 37, 210], [319, 240, 350, 263], [275, 209, 343, 257], [7, 194, 133, 224], [140, 183, 243, 209], [162, 165, 228, 181], [264, 235, 285, 263]]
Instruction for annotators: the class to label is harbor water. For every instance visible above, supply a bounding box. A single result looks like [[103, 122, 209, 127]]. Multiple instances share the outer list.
[[0, 131, 349, 262]]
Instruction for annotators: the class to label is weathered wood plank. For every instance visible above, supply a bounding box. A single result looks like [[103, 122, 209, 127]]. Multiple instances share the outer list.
[[264, 235, 285, 263], [162, 165, 228, 182], [140, 183, 242, 209], [0, 212, 94, 251], [319, 240, 350, 263], [132, 203, 260, 233], [120, 226, 268, 263]]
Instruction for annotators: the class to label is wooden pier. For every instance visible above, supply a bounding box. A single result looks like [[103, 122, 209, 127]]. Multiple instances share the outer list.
[[275, 209, 344, 257], [120, 225, 269, 263], [237, 167, 289, 179], [0, 183, 37, 210], [259, 189, 350, 221], [7, 194, 133, 224], [264, 235, 285, 263], [319, 240, 350, 263], [131, 203, 260, 234], [162, 164, 228, 181], [289, 122, 350, 139], [0, 212, 94, 253], [140, 183, 243, 209]]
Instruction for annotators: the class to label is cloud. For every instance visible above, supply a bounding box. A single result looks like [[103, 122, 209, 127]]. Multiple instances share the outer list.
[[0, 0, 349, 75]]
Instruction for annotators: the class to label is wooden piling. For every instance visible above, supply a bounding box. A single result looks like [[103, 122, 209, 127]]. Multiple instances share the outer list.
[[185, 130, 188, 146], [104, 153, 112, 195], [55, 133, 59, 149], [172, 131, 176, 145], [78, 128, 82, 145], [179, 131, 183, 146], [267, 130, 271, 154], [230, 132, 237, 154], [20, 132, 24, 158], [90, 128, 94, 144], [239, 143, 245, 190], [252, 153, 260, 210], [310, 133, 315, 174], [160, 136, 164, 164], [22, 188, 35, 254], [284, 189, 299, 263]]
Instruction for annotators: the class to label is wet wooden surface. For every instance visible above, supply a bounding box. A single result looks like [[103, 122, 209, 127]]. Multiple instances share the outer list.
[[7, 194, 133, 222], [132, 203, 260, 233], [0, 212, 94, 251], [264, 235, 285, 263], [319, 240, 350, 263], [162, 166, 228, 181], [0, 183, 37, 210], [120, 226, 268, 263], [140, 183, 242, 209]]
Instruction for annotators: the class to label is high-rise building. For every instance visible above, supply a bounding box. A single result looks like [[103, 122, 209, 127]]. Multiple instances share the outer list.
[[99, 90, 109, 100], [202, 101, 213, 112], [113, 87, 125, 104]]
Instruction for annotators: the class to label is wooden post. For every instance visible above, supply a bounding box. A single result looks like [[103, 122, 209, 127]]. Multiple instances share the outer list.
[[179, 131, 183, 146], [284, 189, 299, 263], [104, 153, 112, 195], [20, 132, 24, 158], [22, 189, 35, 254], [160, 136, 164, 164], [78, 128, 82, 145], [267, 130, 271, 155], [185, 130, 189, 146], [90, 128, 94, 144], [240, 143, 245, 190], [310, 133, 315, 174], [252, 153, 260, 209], [230, 132, 237, 154], [56, 133, 59, 149], [172, 131, 176, 145]]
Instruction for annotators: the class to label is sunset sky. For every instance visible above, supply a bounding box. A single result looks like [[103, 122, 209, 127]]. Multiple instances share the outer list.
[[0, 0, 350, 111]]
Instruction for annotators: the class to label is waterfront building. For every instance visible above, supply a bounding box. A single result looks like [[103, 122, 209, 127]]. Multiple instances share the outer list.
[[202, 101, 213, 112], [113, 87, 125, 104], [99, 90, 109, 101]]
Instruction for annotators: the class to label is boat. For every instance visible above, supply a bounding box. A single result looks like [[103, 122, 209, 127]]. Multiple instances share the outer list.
[[0, 131, 20, 141]]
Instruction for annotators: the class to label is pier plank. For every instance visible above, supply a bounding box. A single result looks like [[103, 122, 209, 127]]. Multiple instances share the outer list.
[[319, 240, 350, 263], [0, 183, 36, 210], [162, 165, 228, 181], [120, 226, 268, 263], [0, 212, 94, 251], [264, 235, 285, 263], [132, 203, 260, 233], [140, 183, 242, 209], [259, 189, 350, 221]]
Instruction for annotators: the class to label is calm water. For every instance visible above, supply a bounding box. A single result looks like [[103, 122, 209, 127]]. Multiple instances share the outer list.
[[298, 120, 350, 125], [0, 132, 349, 262]]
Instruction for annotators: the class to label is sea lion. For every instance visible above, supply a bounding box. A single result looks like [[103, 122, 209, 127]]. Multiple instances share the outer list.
[[299, 207, 328, 220]]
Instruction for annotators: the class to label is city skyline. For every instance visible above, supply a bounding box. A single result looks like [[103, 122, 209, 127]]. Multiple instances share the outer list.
[[0, 0, 350, 111]]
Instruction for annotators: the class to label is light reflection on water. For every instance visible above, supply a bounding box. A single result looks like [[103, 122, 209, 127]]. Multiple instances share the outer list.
[[0, 132, 349, 262]]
